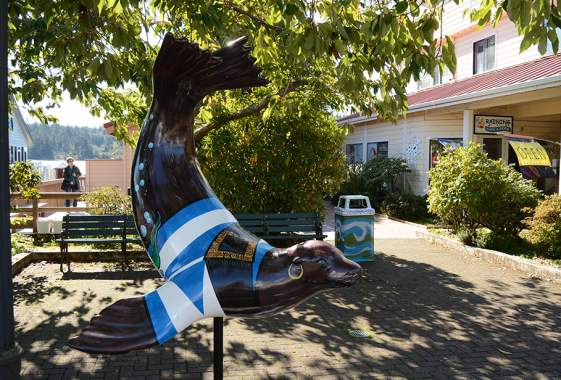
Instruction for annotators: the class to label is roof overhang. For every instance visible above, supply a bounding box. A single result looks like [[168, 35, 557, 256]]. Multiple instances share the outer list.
[[339, 74, 561, 127]]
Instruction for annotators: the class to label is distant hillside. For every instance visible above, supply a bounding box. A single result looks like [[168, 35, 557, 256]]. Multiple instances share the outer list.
[[27, 123, 123, 160]]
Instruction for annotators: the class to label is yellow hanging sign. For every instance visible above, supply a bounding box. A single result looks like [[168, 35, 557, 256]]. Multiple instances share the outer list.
[[509, 141, 551, 167]]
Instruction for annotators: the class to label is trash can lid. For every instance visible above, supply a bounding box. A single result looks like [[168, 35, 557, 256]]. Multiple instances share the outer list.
[[336, 195, 375, 213]]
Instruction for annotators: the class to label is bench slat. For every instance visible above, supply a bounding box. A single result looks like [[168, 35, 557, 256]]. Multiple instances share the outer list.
[[63, 215, 125, 221], [263, 212, 318, 219], [267, 226, 318, 233], [264, 220, 318, 226]]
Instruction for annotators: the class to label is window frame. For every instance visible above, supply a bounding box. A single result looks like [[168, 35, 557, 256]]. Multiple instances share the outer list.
[[473, 35, 496, 75], [345, 143, 364, 164], [366, 141, 389, 160]]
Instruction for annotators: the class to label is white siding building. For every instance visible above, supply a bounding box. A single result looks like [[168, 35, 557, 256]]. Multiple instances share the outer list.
[[8, 97, 32, 163], [340, 1, 561, 197]]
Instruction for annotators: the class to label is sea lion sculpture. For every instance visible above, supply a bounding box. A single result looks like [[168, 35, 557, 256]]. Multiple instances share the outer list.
[[69, 33, 362, 354]]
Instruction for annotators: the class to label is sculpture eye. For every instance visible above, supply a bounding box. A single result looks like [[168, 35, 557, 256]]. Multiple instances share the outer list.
[[317, 258, 328, 268]]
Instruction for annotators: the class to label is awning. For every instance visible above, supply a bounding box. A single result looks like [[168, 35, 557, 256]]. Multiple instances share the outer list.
[[437, 138, 463, 149], [508, 141, 551, 167]]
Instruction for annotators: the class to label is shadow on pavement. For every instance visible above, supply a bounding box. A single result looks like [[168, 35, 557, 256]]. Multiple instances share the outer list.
[[13, 248, 561, 378]]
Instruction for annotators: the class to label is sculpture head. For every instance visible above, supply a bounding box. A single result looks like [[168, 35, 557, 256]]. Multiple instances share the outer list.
[[287, 240, 362, 288]]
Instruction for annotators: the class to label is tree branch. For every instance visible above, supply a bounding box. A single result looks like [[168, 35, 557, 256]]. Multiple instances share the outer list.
[[194, 81, 304, 144], [223, 1, 284, 32]]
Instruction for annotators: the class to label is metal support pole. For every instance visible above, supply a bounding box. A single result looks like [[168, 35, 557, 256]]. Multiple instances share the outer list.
[[0, 0, 22, 377], [213, 317, 223, 380]]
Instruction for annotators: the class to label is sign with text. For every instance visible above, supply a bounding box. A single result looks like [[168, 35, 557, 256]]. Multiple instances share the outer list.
[[474, 115, 513, 135], [509, 141, 551, 167]]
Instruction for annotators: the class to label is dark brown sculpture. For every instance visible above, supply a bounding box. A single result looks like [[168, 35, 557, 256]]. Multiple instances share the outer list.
[[69, 33, 361, 354]]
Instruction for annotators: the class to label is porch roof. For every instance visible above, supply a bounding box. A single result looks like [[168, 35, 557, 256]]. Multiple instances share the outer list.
[[340, 53, 561, 125]]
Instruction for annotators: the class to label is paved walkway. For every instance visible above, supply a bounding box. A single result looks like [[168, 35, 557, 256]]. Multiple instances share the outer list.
[[323, 201, 425, 240], [13, 233, 561, 379]]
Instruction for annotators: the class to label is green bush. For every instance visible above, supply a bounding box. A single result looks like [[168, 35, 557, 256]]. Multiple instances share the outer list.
[[9, 161, 41, 199], [428, 143, 540, 244], [11, 233, 34, 255], [525, 195, 561, 259], [337, 163, 367, 201], [338, 156, 410, 207], [474, 229, 535, 257], [199, 100, 347, 213], [10, 215, 32, 229], [82, 186, 132, 215], [381, 192, 429, 221]]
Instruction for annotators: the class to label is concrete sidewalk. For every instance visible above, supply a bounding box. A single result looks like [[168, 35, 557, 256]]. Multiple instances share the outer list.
[[323, 201, 425, 240]]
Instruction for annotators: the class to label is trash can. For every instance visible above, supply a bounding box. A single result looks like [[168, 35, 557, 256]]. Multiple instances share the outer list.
[[335, 195, 375, 262]]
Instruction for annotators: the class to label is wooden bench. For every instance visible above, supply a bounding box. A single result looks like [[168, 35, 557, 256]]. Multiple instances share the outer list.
[[57, 215, 142, 273], [234, 212, 326, 245]]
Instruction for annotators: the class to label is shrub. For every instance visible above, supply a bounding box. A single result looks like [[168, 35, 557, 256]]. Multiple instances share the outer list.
[[11, 233, 34, 255], [525, 195, 561, 259], [338, 156, 410, 207], [474, 229, 534, 257], [82, 186, 132, 215], [362, 156, 410, 204], [10, 215, 32, 230], [338, 163, 367, 200], [199, 100, 347, 213], [9, 161, 41, 199], [428, 143, 540, 243], [381, 192, 429, 221]]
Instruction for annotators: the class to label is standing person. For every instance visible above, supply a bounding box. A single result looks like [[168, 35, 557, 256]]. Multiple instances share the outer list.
[[61, 157, 81, 207]]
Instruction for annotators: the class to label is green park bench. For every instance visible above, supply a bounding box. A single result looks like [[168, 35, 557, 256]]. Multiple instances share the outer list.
[[57, 214, 141, 273], [235, 212, 326, 245], [58, 212, 325, 272]]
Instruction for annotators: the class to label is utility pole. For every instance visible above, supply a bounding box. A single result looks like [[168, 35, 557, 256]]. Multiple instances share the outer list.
[[0, 0, 22, 377]]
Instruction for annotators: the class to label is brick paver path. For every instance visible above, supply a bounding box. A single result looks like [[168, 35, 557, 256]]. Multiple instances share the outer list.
[[14, 238, 561, 379]]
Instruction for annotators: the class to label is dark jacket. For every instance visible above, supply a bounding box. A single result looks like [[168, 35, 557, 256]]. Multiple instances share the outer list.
[[61, 165, 81, 191]]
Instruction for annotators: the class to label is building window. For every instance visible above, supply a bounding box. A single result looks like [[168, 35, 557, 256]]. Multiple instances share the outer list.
[[417, 67, 451, 90], [473, 36, 495, 74], [367, 142, 389, 160], [429, 138, 463, 169], [483, 138, 502, 160], [9, 146, 14, 163], [345, 143, 363, 164]]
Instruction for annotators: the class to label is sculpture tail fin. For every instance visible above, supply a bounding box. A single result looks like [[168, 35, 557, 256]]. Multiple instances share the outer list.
[[68, 297, 157, 354], [153, 33, 268, 105]]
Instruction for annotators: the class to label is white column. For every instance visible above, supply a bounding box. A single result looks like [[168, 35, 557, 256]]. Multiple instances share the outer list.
[[362, 125, 368, 162], [463, 109, 474, 146]]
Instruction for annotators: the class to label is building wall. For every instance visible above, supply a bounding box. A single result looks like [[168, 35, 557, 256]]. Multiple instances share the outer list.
[[406, 1, 544, 93], [454, 20, 542, 81], [83, 144, 134, 193], [85, 160, 127, 192], [344, 111, 561, 196], [344, 112, 464, 195], [9, 117, 29, 162]]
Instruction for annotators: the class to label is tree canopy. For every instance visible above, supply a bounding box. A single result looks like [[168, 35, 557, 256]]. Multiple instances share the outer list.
[[9, 0, 561, 143]]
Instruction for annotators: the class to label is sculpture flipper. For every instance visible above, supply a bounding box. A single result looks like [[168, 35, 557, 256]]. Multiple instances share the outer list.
[[68, 297, 157, 354]]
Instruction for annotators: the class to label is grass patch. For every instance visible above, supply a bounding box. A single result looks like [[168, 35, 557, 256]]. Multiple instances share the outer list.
[[427, 227, 561, 268]]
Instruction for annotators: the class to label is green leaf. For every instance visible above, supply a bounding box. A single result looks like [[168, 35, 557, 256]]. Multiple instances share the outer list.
[[538, 32, 548, 55], [520, 33, 534, 52], [395, 1, 408, 14], [97, 0, 105, 14], [285, 3, 298, 16]]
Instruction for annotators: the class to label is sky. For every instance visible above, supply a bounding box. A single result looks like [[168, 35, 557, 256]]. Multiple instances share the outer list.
[[20, 92, 106, 128]]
